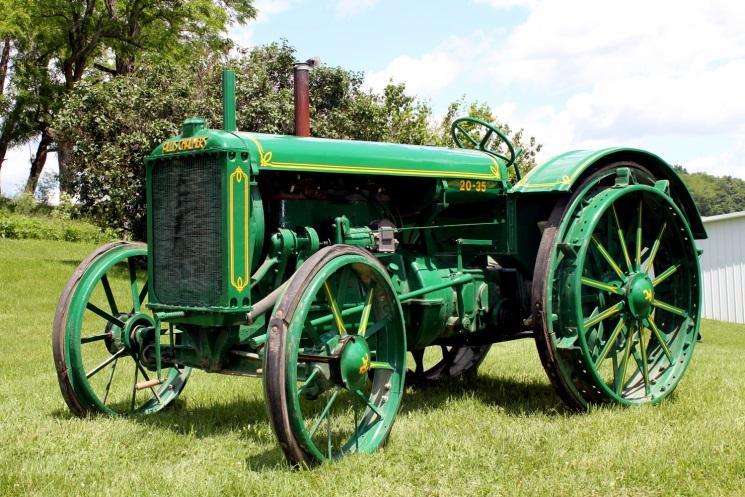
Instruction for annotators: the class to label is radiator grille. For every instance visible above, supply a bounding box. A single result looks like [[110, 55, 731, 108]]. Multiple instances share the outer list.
[[151, 154, 224, 306]]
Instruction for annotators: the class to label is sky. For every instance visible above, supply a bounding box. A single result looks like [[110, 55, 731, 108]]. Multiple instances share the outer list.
[[3, 0, 745, 195]]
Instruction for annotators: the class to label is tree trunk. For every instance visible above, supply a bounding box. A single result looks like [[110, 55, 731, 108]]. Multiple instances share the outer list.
[[0, 101, 19, 164], [25, 132, 52, 194], [115, 54, 135, 75], [0, 37, 10, 96], [57, 143, 69, 194], [0, 138, 8, 196]]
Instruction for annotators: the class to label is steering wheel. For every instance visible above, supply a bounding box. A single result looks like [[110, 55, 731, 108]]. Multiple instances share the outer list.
[[451, 117, 519, 172]]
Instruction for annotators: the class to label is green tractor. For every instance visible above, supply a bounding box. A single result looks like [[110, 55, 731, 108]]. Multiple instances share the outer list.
[[53, 68, 705, 466]]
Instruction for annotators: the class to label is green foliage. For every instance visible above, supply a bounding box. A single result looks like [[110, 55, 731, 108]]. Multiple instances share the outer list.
[[53, 63, 196, 237], [0, 191, 108, 243], [676, 166, 745, 216], [0, 211, 113, 242], [54, 42, 541, 239], [0, 0, 29, 38], [10, 192, 38, 216]]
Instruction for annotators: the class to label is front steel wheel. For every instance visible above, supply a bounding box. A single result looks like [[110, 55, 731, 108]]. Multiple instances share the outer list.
[[264, 245, 406, 466], [533, 165, 701, 410], [53, 242, 190, 416]]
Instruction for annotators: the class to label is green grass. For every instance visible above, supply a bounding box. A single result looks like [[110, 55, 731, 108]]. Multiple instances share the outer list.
[[1, 238, 744, 497]]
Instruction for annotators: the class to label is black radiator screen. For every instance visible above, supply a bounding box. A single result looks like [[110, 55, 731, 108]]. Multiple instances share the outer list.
[[151, 154, 223, 306]]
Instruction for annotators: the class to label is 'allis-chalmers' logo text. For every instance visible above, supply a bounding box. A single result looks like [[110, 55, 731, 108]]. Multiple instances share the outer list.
[[163, 137, 208, 153]]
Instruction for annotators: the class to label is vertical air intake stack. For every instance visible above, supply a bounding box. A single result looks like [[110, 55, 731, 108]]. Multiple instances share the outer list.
[[223, 70, 237, 132]]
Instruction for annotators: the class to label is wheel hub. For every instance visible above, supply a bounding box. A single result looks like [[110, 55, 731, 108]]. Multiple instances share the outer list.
[[104, 316, 127, 355], [338, 335, 371, 391], [625, 273, 654, 318], [122, 312, 157, 353]]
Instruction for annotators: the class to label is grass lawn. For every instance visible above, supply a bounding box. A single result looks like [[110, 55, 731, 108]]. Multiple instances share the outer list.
[[1, 238, 744, 497]]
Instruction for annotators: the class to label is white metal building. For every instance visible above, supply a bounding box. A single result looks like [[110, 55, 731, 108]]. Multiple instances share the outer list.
[[698, 211, 745, 323]]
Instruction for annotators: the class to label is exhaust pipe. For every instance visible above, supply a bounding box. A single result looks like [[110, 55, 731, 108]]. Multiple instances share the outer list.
[[294, 59, 318, 137]]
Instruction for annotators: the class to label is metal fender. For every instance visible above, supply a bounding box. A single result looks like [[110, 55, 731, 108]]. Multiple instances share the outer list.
[[510, 147, 706, 238]]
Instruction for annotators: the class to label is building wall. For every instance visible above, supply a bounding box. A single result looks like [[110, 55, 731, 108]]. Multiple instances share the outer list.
[[698, 212, 745, 324]]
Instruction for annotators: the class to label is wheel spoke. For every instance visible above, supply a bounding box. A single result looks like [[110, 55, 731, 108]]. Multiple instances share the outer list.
[[591, 236, 625, 279], [616, 323, 635, 394], [80, 333, 110, 344], [611, 204, 634, 272], [644, 222, 667, 272], [638, 321, 650, 395], [354, 398, 359, 453], [362, 319, 386, 340], [102, 357, 118, 405], [303, 323, 323, 348], [636, 200, 643, 270], [323, 281, 347, 335], [583, 302, 624, 330], [297, 369, 320, 395], [327, 407, 332, 459], [581, 277, 623, 295], [130, 363, 138, 411], [652, 264, 680, 287], [100, 274, 119, 316], [358, 287, 375, 337], [647, 316, 673, 363], [652, 299, 688, 318], [594, 317, 625, 367], [309, 389, 339, 438], [354, 389, 384, 418], [127, 258, 140, 312], [86, 348, 126, 378], [611, 351, 619, 391], [86, 303, 125, 328]]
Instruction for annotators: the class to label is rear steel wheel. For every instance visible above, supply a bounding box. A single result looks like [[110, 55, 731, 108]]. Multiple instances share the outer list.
[[264, 245, 406, 465], [53, 242, 190, 416], [533, 165, 701, 409]]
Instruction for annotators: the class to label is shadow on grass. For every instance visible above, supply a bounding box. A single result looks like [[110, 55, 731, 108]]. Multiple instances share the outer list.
[[49, 372, 571, 470], [52, 396, 271, 438], [401, 373, 570, 417]]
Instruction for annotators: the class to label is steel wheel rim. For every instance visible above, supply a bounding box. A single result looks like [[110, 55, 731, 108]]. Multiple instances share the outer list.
[[284, 254, 405, 461], [59, 244, 190, 415], [563, 185, 700, 404]]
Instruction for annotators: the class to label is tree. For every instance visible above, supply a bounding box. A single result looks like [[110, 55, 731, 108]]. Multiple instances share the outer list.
[[676, 166, 745, 216], [0, 0, 28, 98], [54, 42, 542, 240], [0, 0, 256, 196], [96, 0, 256, 76], [0, 0, 31, 195]]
